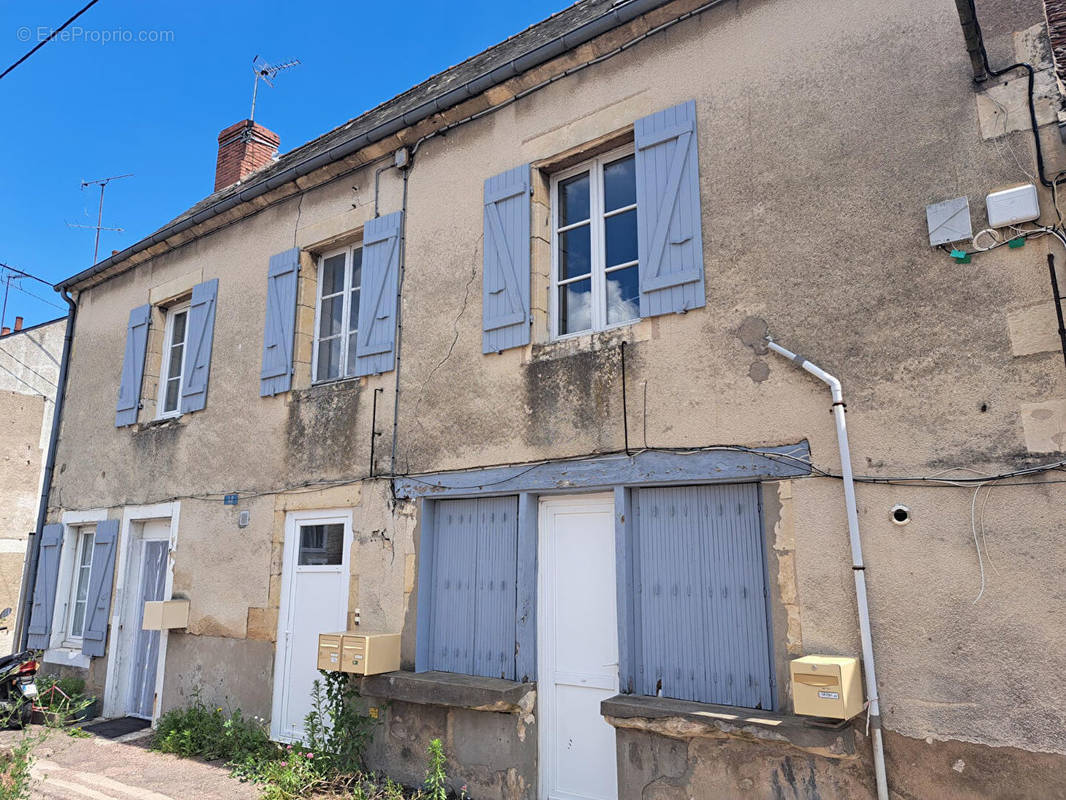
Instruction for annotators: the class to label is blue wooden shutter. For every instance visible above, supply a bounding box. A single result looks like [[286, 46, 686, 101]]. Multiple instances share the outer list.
[[421, 496, 519, 680], [482, 165, 531, 354], [427, 498, 478, 674], [261, 248, 300, 396], [115, 304, 151, 427], [180, 279, 219, 414], [473, 496, 518, 680], [634, 100, 706, 317], [26, 524, 64, 650], [634, 484, 773, 709], [354, 211, 402, 376], [82, 519, 119, 658]]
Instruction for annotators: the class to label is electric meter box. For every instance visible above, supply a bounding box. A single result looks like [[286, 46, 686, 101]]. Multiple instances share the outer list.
[[317, 631, 401, 675], [986, 183, 1040, 228], [790, 655, 864, 720]]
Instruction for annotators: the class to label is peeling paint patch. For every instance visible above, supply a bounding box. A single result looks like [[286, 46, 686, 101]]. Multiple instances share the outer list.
[[736, 316, 769, 354], [749, 360, 770, 383]]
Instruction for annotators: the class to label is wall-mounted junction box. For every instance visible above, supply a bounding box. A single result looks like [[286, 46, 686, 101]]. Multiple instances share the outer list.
[[790, 655, 864, 719], [142, 599, 189, 630], [317, 631, 401, 675], [926, 196, 972, 246], [986, 183, 1040, 228]]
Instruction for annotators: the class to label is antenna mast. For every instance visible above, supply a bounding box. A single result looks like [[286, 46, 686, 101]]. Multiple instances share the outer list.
[[70, 174, 132, 264], [250, 55, 300, 122]]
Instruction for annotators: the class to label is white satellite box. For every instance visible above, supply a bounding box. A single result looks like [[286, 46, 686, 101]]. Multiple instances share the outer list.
[[985, 183, 1040, 228]]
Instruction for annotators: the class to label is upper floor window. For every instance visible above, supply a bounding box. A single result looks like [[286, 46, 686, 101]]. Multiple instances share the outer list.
[[313, 244, 363, 382], [64, 526, 95, 644], [551, 147, 639, 338], [157, 302, 189, 418]]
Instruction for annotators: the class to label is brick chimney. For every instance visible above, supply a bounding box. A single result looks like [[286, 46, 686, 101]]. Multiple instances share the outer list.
[[214, 120, 280, 192], [13, 317, 22, 331], [0, 328, 8, 336]]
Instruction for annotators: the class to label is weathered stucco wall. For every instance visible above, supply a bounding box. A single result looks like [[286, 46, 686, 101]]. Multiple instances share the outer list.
[[0, 319, 64, 654], [0, 390, 43, 655], [45, 0, 1066, 786]]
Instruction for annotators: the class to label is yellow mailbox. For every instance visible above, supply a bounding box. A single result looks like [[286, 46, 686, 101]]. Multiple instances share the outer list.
[[790, 655, 864, 720]]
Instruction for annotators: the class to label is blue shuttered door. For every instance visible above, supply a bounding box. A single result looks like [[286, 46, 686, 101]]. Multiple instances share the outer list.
[[82, 519, 120, 658], [354, 211, 402, 376], [429, 499, 478, 674], [180, 279, 219, 414], [26, 524, 64, 650], [129, 540, 169, 718], [634, 100, 707, 318], [635, 484, 773, 709], [115, 304, 151, 427], [482, 165, 531, 354], [426, 496, 519, 680], [473, 497, 519, 678], [261, 248, 301, 396]]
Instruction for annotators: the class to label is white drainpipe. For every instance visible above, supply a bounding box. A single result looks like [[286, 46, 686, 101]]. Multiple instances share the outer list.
[[765, 336, 889, 800]]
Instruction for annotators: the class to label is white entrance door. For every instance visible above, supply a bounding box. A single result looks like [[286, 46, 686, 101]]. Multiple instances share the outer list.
[[538, 495, 619, 800], [271, 511, 351, 742], [127, 537, 169, 719]]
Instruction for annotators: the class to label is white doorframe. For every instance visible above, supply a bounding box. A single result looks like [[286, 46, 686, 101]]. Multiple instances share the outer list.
[[270, 509, 353, 742], [102, 502, 180, 723], [537, 493, 619, 800]]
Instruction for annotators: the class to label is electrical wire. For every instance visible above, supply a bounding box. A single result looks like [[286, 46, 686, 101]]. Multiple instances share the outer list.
[[966, 0, 1060, 189], [970, 482, 988, 603], [0, 0, 102, 81], [0, 263, 55, 288], [10, 283, 66, 312], [0, 361, 48, 399], [0, 346, 58, 389]]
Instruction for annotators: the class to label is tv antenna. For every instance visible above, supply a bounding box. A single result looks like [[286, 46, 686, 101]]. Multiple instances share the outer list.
[[250, 55, 300, 122], [67, 173, 132, 265]]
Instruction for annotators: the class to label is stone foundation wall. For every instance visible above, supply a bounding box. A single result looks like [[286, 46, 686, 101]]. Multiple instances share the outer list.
[[358, 672, 537, 799], [614, 723, 1066, 800]]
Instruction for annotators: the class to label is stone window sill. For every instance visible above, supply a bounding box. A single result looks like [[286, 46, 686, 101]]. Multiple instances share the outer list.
[[357, 670, 535, 714], [42, 647, 91, 670], [525, 318, 655, 364], [133, 415, 186, 434], [600, 694, 858, 759]]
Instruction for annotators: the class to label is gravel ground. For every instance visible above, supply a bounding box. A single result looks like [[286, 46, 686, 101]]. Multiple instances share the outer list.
[[0, 726, 261, 800]]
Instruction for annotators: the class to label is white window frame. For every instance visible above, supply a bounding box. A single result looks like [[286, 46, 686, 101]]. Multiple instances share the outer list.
[[312, 243, 363, 383], [44, 508, 108, 670], [62, 526, 96, 648], [550, 144, 639, 340], [155, 301, 190, 419]]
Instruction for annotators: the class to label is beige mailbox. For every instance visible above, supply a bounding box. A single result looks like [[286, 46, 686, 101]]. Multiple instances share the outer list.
[[317, 631, 400, 675], [790, 655, 864, 720], [142, 599, 190, 631]]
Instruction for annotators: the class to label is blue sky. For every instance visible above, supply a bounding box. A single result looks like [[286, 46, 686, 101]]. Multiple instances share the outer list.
[[0, 0, 567, 329]]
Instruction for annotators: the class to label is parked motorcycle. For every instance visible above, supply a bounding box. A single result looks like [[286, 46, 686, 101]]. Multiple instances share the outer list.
[[0, 608, 39, 727]]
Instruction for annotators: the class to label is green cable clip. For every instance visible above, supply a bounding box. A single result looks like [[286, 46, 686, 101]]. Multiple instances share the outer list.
[[950, 249, 971, 263], [1008, 237, 1025, 249]]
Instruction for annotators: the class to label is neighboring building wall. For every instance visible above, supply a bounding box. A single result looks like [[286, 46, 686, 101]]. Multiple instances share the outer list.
[[0, 320, 64, 654], [41, 0, 1066, 796], [0, 391, 45, 655]]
